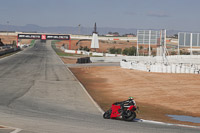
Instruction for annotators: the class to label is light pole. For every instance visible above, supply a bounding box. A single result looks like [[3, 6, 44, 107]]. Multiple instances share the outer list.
[[78, 24, 81, 35], [6, 21, 10, 44], [6, 21, 9, 35]]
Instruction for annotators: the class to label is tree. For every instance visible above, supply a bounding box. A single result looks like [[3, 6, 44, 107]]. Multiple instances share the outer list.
[[170, 51, 177, 55], [109, 47, 116, 54], [147, 47, 153, 51], [83, 46, 90, 52], [122, 46, 137, 56], [12, 41, 16, 46], [139, 45, 144, 55], [122, 48, 129, 55], [174, 34, 178, 39], [79, 46, 83, 50], [109, 47, 122, 54], [116, 48, 122, 54], [180, 50, 189, 55], [113, 32, 119, 34], [79, 46, 90, 52], [128, 46, 137, 55]]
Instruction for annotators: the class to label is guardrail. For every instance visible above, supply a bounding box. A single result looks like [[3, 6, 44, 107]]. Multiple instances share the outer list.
[[0, 47, 20, 56]]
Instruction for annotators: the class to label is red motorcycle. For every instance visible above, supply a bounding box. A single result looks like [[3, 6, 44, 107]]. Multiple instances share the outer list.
[[103, 104, 138, 121]]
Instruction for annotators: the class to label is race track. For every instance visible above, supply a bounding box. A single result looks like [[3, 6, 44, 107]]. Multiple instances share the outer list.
[[0, 40, 199, 133]]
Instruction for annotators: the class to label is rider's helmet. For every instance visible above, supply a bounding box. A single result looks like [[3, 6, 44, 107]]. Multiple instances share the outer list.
[[128, 96, 134, 100]]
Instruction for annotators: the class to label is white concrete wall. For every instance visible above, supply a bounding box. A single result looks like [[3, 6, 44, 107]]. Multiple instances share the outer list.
[[63, 46, 125, 62], [92, 52, 104, 56], [121, 55, 200, 65], [120, 60, 200, 74], [91, 57, 124, 62]]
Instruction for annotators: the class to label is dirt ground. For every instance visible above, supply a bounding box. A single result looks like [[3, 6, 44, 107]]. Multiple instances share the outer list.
[[56, 40, 140, 53], [67, 64, 200, 126], [56, 39, 177, 55], [0, 35, 32, 45], [61, 57, 78, 64]]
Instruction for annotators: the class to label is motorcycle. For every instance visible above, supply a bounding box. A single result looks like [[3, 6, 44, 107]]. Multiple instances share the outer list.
[[103, 104, 138, 121]]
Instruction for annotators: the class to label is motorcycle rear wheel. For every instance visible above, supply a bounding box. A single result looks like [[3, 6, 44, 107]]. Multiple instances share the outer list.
[[122, 111, 136, 121]]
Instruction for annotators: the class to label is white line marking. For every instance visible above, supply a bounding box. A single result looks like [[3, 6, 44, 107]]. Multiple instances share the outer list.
[[0, 125, 22, 133], [10, 128, 22, 133], [141, 119, 200, 129]]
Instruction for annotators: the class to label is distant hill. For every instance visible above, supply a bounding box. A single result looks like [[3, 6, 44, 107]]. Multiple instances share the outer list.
[[0, 24, 186, 36]]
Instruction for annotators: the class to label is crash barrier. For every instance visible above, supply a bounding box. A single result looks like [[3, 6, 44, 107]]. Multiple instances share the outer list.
[[120, 60, 200, 74], [120, 60, 149, 71], [19, 44, 30, 49], [121, 55, 200, 65], [76, 57, 92, 64], [62, 47, 123, 57], [64, 49, 123, 57], [0, 47, 20, 56], [90, 57, 124, 62], [157, 55, 200, 64], [121, 55, 200, 64]]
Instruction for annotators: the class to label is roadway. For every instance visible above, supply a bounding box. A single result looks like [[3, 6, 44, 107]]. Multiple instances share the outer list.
[[0, 40, 199, 133]]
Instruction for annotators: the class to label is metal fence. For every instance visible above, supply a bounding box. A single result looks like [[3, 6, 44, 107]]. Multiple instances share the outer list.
[[137, 30, 166, 56], [178, 32, 200, 55], [137, 30, 160, 45], [179, 32, 200, 47]]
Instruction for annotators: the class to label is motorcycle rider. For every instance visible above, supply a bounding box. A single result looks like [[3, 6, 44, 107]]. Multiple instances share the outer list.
[[113, 96, 136, 113]]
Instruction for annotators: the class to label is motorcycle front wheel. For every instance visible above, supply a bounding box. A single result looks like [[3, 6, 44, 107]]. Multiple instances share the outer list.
[[103, 109, 112, 119], [122, 111, 136, 121]]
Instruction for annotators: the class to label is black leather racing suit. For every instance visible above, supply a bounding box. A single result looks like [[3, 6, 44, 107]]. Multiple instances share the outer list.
[[113, 99, 136, 114]]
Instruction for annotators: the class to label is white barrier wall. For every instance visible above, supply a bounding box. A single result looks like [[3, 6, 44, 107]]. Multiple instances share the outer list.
[[91, 57, 123, 62], [122, 55, 200, 64], [120, 60, 200, 74], [64, 49, 76, 54], [92, 52, 104, 56], [63, 47, 124, 58]]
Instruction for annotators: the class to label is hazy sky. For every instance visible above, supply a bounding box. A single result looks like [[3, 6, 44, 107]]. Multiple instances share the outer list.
[[0, 0, 199, 31]]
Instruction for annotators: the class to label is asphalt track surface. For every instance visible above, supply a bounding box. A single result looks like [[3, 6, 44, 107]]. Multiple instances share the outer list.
[[0, 40, 199, 133]]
